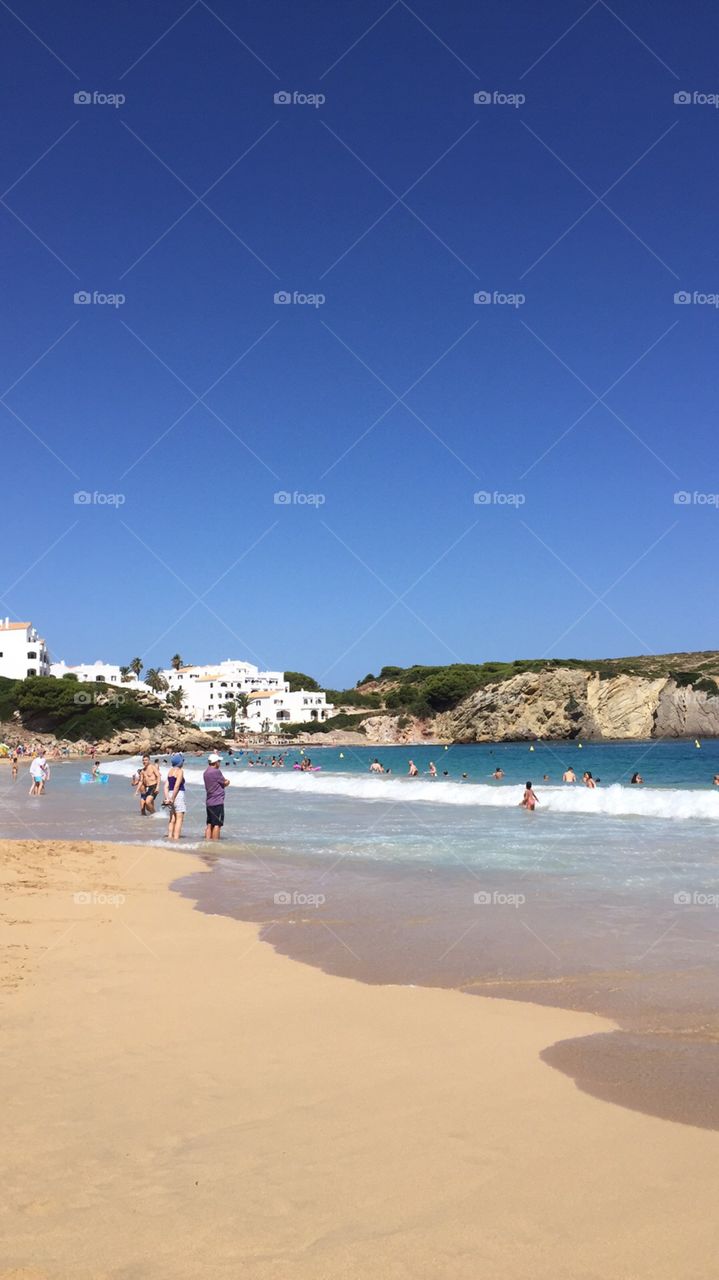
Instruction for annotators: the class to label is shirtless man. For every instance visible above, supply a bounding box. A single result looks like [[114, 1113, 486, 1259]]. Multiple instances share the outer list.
[[370, 758, 384, 774], [408, 760, 419, 777], [138, 754, 160, 814], [562, 767, 576, 783], [492, 768, 504, 780]]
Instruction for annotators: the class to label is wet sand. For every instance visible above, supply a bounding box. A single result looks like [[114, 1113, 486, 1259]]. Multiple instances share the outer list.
[[3, 838, 719, 1279], [179, 850, 719, 1129]]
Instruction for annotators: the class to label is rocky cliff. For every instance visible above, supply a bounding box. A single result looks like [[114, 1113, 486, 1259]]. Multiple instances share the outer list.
[[428, 669, 719, 742]]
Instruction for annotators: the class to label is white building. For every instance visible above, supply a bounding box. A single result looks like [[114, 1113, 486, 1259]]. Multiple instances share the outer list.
[[160, 660, 334, 733], [50, 660, 153, 695], [0, 619, 50, 679]]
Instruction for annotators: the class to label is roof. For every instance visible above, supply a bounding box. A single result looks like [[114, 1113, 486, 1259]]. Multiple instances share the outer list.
[[0, 621, 31, 630], [248, 691, 276, 700]]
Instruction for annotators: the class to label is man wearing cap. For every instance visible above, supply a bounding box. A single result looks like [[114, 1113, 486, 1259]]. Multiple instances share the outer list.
[[204, 753, 230, 840]]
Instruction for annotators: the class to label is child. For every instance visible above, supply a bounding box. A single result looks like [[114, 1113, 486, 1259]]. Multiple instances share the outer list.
[[520, 781, 539, 811]]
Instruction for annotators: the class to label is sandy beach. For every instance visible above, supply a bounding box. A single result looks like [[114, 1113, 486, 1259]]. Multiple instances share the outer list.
[[2, 838, 718, 1280]]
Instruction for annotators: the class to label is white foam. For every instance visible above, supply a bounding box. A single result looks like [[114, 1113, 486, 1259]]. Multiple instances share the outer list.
[[101, 757, 719, 822]]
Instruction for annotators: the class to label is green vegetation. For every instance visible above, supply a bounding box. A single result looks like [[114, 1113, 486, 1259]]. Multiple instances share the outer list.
[[284, 671, 320, 692], [278, 712, 368, 736], [353, 653, 719, 716], [0, 675, 166, 742], [325, 688, 383, 710]]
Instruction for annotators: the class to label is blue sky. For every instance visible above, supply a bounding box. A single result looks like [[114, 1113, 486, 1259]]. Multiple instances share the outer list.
[[1, 0, 717, 685]]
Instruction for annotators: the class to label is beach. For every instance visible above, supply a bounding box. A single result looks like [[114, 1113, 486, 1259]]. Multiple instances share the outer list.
[[2, 836, 719, 1279]]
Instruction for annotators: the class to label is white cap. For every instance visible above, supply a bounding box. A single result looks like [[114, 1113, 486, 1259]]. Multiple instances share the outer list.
[[208, 752, 221, 763]]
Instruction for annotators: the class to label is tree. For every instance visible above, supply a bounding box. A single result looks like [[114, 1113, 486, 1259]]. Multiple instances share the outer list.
[[145, 668, 169, 694], [222, 699, 238, 736], [129, 657, 143, 679], [170, 654, 184, 670], [236, 692, 250, 721], [284, 670, 319, 692], [166, 689, 184, 711], [119, 666, 132, 683]]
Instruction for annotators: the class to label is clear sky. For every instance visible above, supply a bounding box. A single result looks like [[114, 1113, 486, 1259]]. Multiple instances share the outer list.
[[1, 0, 717, 685]]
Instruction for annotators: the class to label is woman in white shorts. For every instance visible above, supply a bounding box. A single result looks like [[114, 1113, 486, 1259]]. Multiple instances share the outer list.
[[164, 753, 186, 840]]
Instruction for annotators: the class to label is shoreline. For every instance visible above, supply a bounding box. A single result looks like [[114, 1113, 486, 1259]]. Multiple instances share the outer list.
[[2, 837, 719, 1277]]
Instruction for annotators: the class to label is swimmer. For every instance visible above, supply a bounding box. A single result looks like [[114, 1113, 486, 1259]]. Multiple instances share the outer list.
[[408, 760, 418, 777], [630, 772, 643, 784], [370, 759, 384, 774], [428, 762, 437, 778], [491, 768, 504, 780], [562, 767, 576, 783], [583, 771, 596, 789]]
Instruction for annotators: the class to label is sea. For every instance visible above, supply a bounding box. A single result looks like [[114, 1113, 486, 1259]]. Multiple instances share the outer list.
[[3, 739, 719, 1126]]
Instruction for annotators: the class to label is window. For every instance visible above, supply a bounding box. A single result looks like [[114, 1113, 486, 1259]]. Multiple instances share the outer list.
[[27, 668, 36, 676], [28, 650, 37, 659]]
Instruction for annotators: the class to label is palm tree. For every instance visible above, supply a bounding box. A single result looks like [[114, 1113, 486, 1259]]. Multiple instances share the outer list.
[[237, 692, 250, 721], [166, 688, 184, 711], [222, 700, 238, 736], [129, 657, 143, 679], [145, 668, 169, 695], [170, 654, 184, 671], [119, 665, 132, 683]]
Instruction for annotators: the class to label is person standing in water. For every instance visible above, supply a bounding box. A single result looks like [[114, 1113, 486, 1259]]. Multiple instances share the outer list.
[[583, 771, 597, 789], [164, 753, 186, 840], [137, 754, 160, 815], [408, 760, 419, 777], [562, 767, 576, 783], [520, 781, 539, 810], [428, 762, 437, 778], [204, 752, 230, 840]]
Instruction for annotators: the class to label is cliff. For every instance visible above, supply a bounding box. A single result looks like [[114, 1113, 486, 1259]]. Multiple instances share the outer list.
[[432, 670, 719, 742]]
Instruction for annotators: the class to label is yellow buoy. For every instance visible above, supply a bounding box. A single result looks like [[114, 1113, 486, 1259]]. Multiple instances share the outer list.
[[695, 740, 701, 748], [529, 745, 534, 752], [444, 745, 449, 750], [578, 743, 583, 749], [339, 752, 344, 758]]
